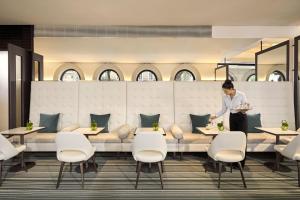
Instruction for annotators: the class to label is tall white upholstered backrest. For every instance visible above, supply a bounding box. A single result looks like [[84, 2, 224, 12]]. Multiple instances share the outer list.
[[132, 132, 167, 160], [174, 82, 223, 132], [235, 82, 295, 130], [30, 81, 295, 133], [126, 81, 174, 130], [30, 81, 79, 131], [78, 81, 126, 132]]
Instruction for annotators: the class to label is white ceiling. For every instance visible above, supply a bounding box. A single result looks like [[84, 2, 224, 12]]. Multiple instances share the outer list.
[[0, 0, 300, 26], [35, 37, 259, 63]]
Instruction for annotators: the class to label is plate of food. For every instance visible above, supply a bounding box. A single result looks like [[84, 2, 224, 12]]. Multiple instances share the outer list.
[[235, 103, 252, 112]]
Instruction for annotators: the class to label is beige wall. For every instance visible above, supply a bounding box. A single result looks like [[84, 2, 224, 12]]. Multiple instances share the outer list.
[[44, 62, 217, 81]]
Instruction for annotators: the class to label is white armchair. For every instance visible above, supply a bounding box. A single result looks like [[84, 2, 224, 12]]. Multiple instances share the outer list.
[[274, 134, 300, 187], [55, 132, 96, 189], [0, 134, 26, 186], [207, 131, 247, 188], [132, 132, 167, 189]]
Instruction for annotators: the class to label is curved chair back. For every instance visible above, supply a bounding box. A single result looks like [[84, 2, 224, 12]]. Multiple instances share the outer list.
[[0, 134, 19, 160], [133, 132, 167, 159], [208, 131, 247, 158], [282, 134, 300, 160], [55, 132, 93, 157]]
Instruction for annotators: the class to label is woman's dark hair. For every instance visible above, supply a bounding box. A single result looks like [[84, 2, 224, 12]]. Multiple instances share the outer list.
[[222, 80, 234, 89]]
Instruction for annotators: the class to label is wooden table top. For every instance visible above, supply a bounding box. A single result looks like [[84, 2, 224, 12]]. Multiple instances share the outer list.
[[72, 127, 104, 135], [255, 127, 299, 136], [0, 127, 44, 135]]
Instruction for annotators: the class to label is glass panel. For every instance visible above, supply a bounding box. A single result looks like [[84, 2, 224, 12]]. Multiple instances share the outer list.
[[257, 44, 287, 81], [60, 69, 80, 81], [215, 66, 226, 81], [99, 70, 120, 81], [15, 55, 22, 127], [228, 65, 255, 81], [247, 74, 256, 81], [175, 70, 195, 81], [268, 70, 285, 82], [34, 61, 39, 81], [137, 70, 157, 81]]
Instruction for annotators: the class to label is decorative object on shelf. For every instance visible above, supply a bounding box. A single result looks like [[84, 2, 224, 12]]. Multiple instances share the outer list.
[[26, 120, 33, 130], [281, 120, 289, 131], [217, 121, 224, 131], [91, 120, 97, 131], [152, 122, 159, 131]]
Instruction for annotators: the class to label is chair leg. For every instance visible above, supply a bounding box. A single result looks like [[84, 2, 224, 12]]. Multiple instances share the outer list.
[[218, 162, 222, 189], [92, 154, 97, 173], [297, 161, 300, 187], [160, 161, 164, 173], [230, 163, 233, 173], [238, 162, 247, 188], [158, 162, 164, 189], [180, 152, 183, 160], [135, 161, 142, 189], [275, 152, 281, 171], [69, 163, 72, 173], [56, 162, 65, 189], [136, 161, 139, 173], [80, 162, 84, 189], [0, 160, 3, 186], [20, 152, 27, 172], [173, 152, 176, 159]]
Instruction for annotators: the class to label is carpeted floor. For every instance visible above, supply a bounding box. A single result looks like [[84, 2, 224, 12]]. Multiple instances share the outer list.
[[0, 152, 300, 199]]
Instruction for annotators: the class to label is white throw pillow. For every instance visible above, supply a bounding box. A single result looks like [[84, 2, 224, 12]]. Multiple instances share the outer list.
[[117, 124, 131, 139], [171, 124, 183, 139]]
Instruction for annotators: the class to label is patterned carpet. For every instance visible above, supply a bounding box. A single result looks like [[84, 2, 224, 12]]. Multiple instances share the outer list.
[[0, 152, 300, 199]]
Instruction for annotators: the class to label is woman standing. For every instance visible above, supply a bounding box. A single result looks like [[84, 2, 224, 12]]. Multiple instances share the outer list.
[[210, 80, 248, 167]]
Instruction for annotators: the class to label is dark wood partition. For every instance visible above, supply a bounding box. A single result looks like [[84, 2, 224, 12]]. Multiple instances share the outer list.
[[0, 25, 35, 128]]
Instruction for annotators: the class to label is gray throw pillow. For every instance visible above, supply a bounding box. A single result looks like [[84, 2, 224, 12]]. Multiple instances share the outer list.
[[90, 114, 110, 133], [38, 113, 60, 133], [190, 114, 210, 133], [140, 114, 160, 128], [247, 113, 262, 133]]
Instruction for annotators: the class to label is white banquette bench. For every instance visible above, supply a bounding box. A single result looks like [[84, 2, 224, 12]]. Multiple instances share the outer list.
[[16, 81, 295, 153]]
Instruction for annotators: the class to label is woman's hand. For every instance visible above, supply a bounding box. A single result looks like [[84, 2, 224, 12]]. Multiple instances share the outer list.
[[210, 115, 217, 120]]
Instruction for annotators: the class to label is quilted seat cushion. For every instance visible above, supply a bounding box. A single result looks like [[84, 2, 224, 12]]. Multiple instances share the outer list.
[[122, 131, 177, 144], [12, 132, 57, 143], [88, 133, 121, 143], [247, 133, 276, 144], [179, 132, 213, 144]]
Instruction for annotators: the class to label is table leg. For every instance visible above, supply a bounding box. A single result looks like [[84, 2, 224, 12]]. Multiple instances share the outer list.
[[9, 135, 35, 172], [276, 135, 279, 144], [264, 135, 290, 172]]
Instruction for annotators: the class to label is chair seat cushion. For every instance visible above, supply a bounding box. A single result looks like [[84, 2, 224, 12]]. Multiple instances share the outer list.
[[0, 153, 4, 160], [88, 133, 121, 143], [134, 150, 164, 163], [15, 145, 26, 153], [274, 145, 286, 153], [57, 150, 89, 162], [214, 150, 244, 162], [179, 132, 213, 144]]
